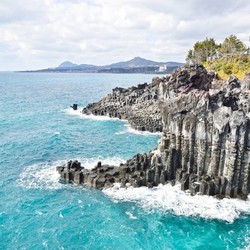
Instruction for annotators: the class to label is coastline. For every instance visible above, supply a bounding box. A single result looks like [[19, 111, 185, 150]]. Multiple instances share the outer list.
[[57, 64, 250, 200]]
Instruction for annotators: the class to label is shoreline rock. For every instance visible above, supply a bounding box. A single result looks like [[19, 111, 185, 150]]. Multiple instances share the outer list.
[[57, 65, 250, 199], [70, 104, 78, 110], [82, 80, 163, 132]]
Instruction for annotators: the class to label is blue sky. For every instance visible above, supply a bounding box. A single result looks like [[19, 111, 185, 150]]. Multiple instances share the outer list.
[[0, 0, 250, 70]]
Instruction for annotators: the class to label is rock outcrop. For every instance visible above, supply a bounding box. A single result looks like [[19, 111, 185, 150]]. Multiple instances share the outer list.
[[58, 65, 250, 199], [82, 81, 163, 132], [57, 160, 120, 188], [70, 104, 78, 110]]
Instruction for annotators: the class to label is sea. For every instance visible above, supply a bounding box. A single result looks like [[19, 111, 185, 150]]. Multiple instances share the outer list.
[[0, 72, 249, 250]]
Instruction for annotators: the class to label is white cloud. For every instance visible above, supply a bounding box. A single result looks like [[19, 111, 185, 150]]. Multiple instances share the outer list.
[[0, 0, 250, 70]]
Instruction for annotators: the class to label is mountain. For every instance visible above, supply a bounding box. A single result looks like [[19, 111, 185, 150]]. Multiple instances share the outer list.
[[58, 61, 97, 70], [57, 57, 183, 70], [58, 61, 79, 68], [164, 61, 185, 67], [106, 57, 184, 68], [25, 57, 184, 73], [106, 57, 164, 68], [99, 57, 184, 73]]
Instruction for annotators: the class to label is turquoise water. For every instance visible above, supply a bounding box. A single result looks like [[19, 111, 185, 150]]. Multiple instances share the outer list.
[[0, 72, 249, 250]]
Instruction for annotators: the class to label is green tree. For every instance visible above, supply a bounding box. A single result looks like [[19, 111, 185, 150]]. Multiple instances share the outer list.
[[219, 35, 247, 56], [186, 49, 194, 63], [186, 37, 218, 64], [186, 35, 250, 79]]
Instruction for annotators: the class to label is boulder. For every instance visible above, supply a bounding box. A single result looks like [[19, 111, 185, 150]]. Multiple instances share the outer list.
[[70, 104, 78, 110]]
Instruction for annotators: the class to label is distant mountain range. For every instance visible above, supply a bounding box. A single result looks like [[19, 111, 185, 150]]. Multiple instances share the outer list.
[[26, 57, 184, 74]]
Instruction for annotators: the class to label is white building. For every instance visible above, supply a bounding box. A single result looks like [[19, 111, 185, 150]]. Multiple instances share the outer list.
[[158, 65, 167, 72]]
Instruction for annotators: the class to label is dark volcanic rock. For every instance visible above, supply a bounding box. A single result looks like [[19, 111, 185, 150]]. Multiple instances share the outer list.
[[82, 80, 163, 132], [58, 65, 250, 199], [156, 65, 250, 199], [70, 104, 78, 110], [57, 161, 121, 188]]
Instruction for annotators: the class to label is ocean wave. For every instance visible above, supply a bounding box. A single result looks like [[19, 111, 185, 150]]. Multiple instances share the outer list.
[[65, 108, 162, 136], [17, 156, 125, 190], [17, 160, 65, 190], [243, 235, 250, 250], [103, 183, 250, 223], [64, 108, 120, 121], [116, 124, 162, 136], [18, 156, 250, 223], [243, 238, 250, 250]]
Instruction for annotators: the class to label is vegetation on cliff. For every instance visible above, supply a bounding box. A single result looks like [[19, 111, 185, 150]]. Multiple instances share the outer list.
[[186, 35, 250, 79]]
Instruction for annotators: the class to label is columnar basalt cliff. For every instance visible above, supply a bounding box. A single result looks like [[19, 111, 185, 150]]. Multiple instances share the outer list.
[[157, 65, 250, 199], [58, 65, 250, 199], [82, 81, 163, 132]]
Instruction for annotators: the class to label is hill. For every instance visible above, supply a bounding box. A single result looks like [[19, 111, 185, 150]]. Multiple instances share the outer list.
[[104, 57, 183, 68], [27, 57, 184, 73]]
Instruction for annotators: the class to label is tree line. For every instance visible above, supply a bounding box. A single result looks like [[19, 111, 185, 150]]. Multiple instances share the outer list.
[[186, 35, 249, 64]]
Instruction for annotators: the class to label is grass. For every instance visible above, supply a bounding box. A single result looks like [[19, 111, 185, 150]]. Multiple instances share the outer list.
[[203, 54, 250, 80]]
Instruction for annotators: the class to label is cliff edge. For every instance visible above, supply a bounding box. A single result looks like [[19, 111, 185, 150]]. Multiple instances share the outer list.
[[57, 65, 250, 199], [82, 80, 163, 132]]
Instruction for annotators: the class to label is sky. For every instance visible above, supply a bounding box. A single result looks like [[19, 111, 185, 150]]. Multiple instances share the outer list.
[[0, 0, 250, 71]]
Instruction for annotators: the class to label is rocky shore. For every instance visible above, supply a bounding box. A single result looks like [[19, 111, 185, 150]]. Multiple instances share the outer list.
[[57, 65, 250, 199], [82, 80, 163, 132]]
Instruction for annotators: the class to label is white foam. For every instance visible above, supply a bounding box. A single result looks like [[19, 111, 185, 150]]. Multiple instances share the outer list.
[[17, 160, 65, 190], [103, 183, 250, 223], [64, 108, 120, 121], [65, 108, 162, 137], [243, 239, 250, 250], [18, 157, 250, 223], [115, 124, 162, 136], [125, 124, 162, 136], [125, 211, 137, 220], [17, 157, 125, 190]]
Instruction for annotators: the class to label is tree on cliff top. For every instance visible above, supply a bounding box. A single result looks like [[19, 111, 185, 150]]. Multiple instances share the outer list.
[[186, 35, 248, 64], [186, 35, 250, 79], [219, 35, 247, 57], [186, 37, 218, 64]]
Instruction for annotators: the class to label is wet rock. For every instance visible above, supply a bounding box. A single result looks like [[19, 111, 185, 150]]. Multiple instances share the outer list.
[[70, 104, 78, 110]]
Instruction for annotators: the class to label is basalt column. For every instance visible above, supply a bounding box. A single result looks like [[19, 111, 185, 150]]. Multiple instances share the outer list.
[[156, 65, 250, 198]]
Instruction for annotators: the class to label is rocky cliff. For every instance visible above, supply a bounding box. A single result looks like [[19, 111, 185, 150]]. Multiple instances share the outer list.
[[156, 65, 250, 199], [57, 65, 250, 199], [82, 81, 163, 132]]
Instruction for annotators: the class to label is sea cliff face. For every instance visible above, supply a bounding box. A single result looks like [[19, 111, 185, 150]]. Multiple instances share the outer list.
[[156, 65, 250, 198], [57, 65, 250, 199], [82, 81, 163, 132]]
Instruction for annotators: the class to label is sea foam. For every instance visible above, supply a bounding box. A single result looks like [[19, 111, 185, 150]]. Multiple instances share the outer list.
[[65, 108, 161, 136], [64, 108, 120, 121], [120, 124, 162, 136], [17, 157, 125, 190], [17, 161, 64, 190], [18, 156, 250, 223], [103, 183, 250, 223]]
